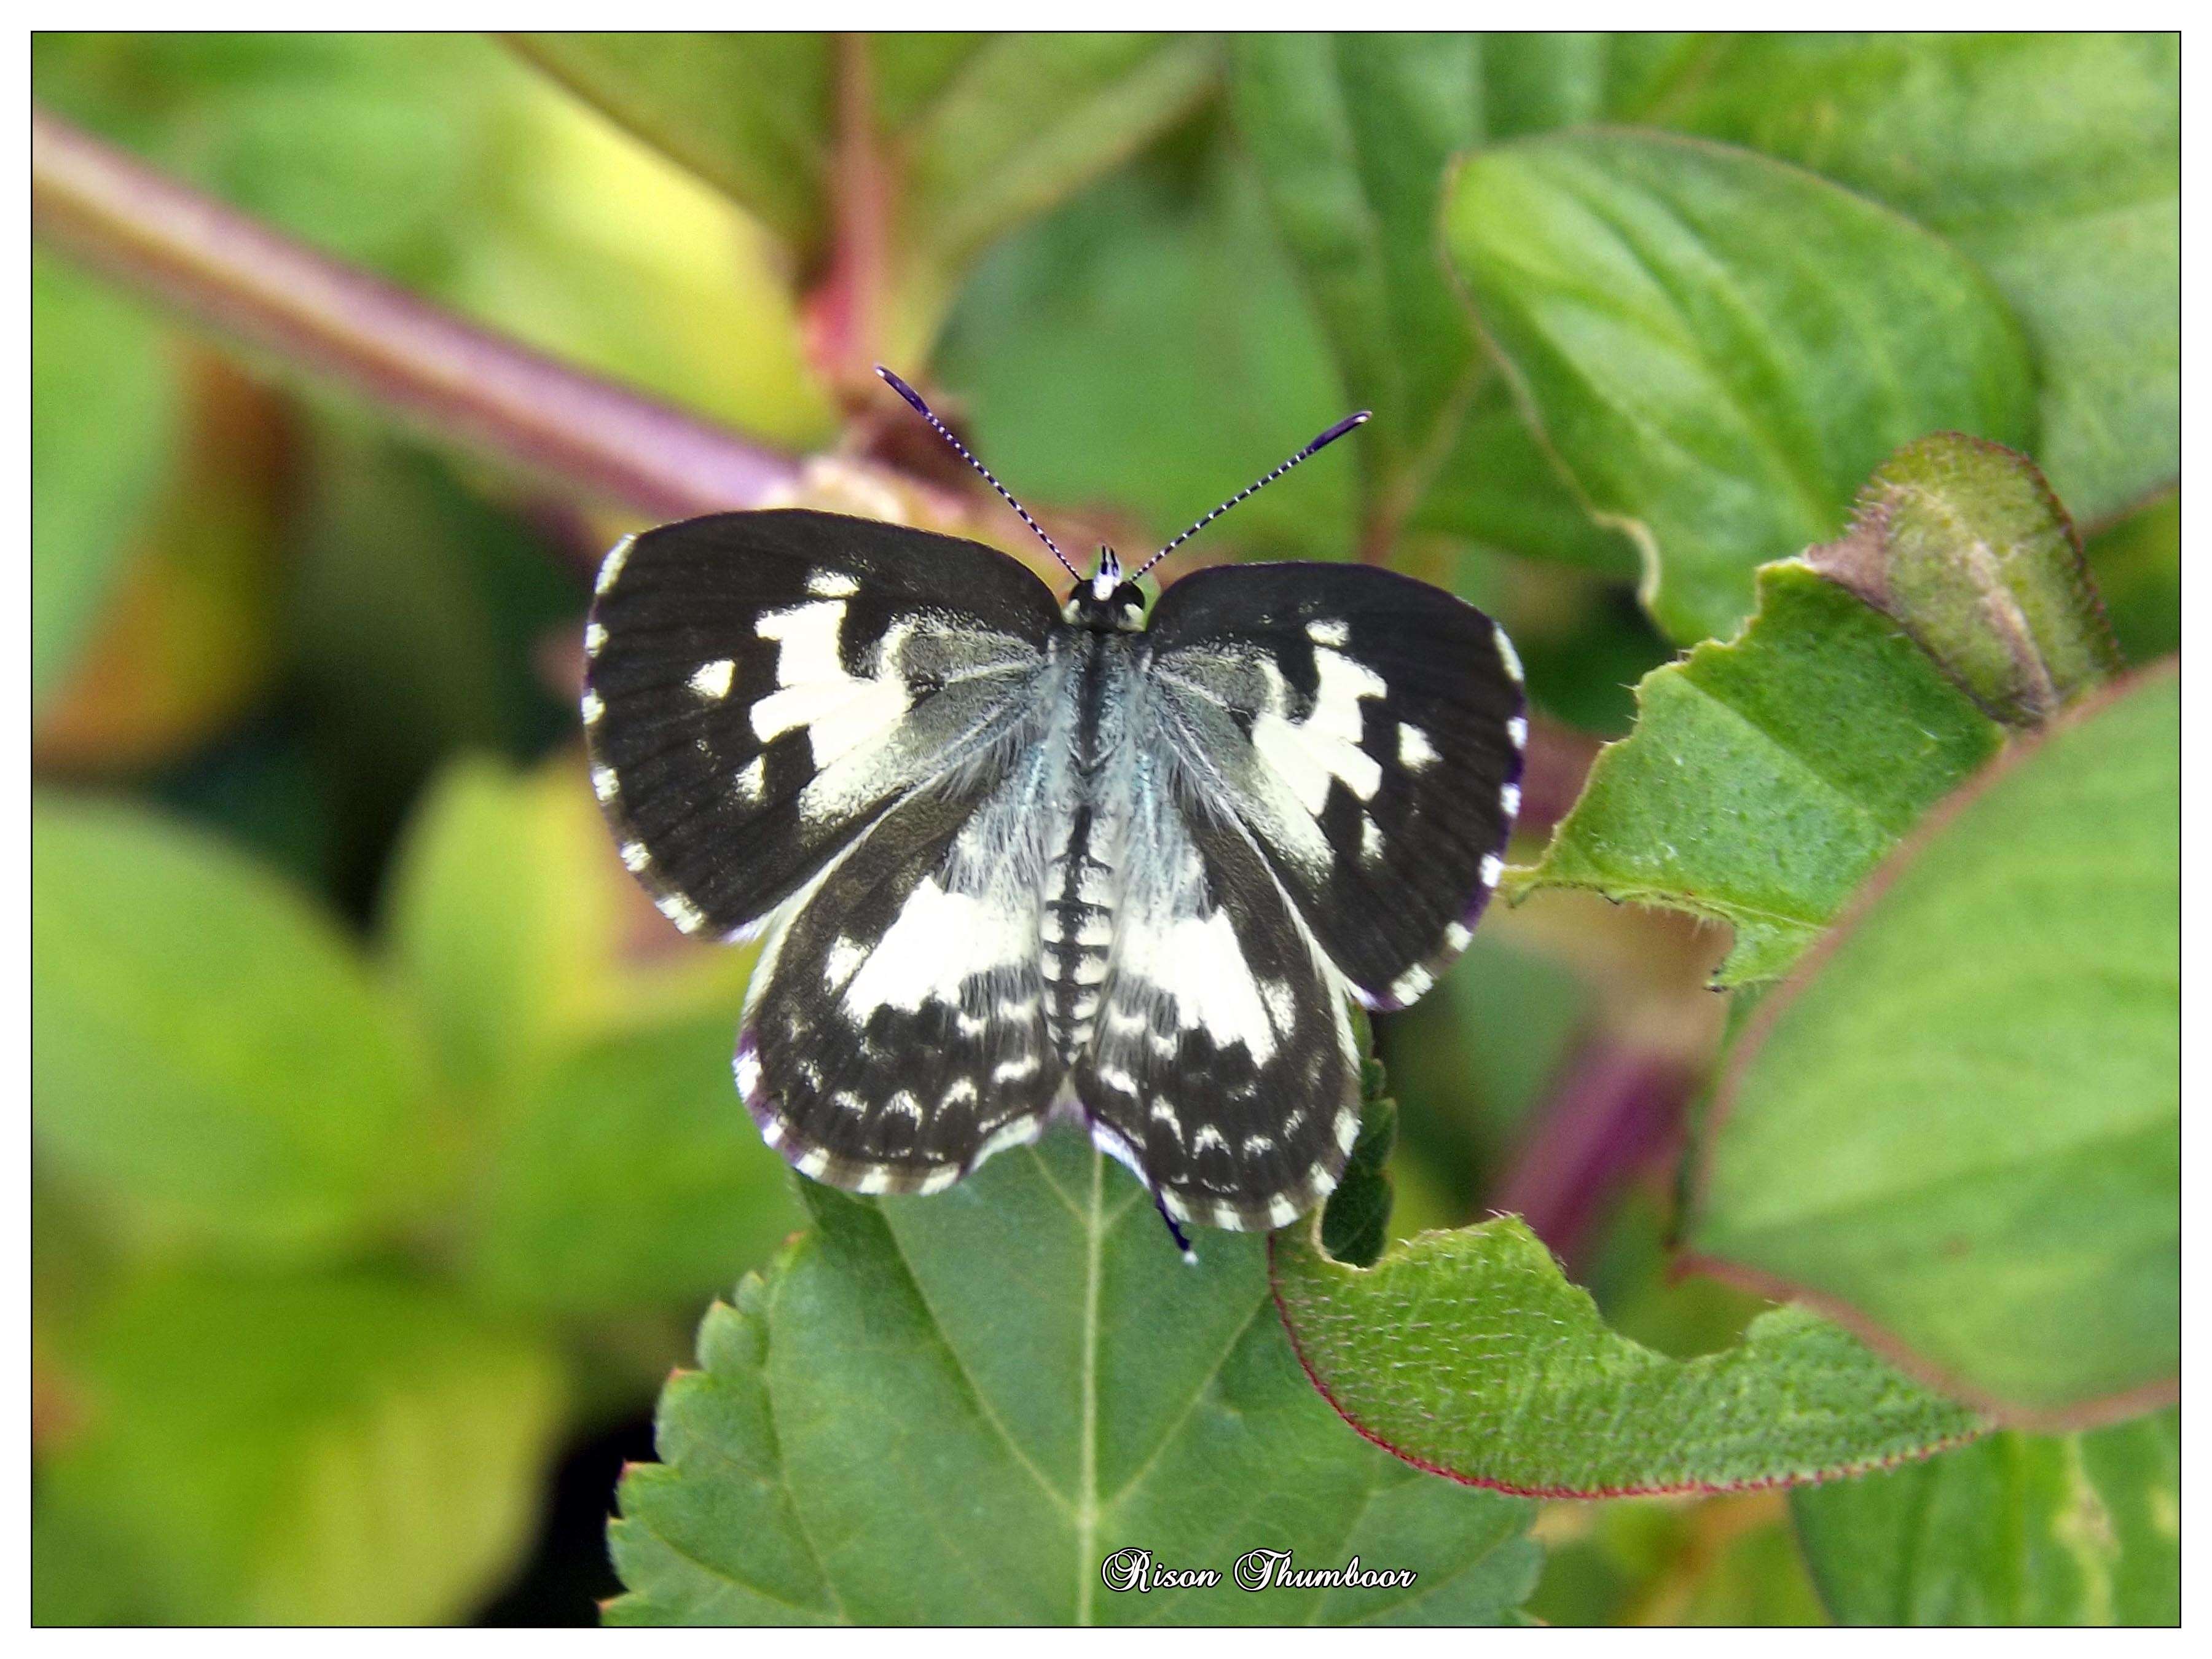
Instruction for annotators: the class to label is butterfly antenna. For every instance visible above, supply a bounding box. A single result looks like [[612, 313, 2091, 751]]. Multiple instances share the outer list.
[[1130, 410, 1371, 582], [876, 366, 1080, 579]]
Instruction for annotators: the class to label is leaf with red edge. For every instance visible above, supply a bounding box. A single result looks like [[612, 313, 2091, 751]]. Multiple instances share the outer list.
[[1269, 1201, 1982, 1499]]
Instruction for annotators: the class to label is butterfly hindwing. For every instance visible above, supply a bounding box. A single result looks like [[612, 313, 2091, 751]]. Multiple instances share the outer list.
[[583, 509, 1057, 939], [1075, 737, 1361, 1231], [1145, 562, 1527, 1010], [739, 748, 1063, 1193]]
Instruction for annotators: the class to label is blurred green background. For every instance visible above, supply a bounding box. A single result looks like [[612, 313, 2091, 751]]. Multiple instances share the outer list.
[[31, 33, 2178, 1625]]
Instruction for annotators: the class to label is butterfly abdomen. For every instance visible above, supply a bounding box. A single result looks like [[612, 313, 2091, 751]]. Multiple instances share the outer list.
[[1039, 632, 1143, 1062]]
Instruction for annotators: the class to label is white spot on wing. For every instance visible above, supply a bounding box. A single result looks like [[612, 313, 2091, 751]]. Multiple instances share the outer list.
[[1500, 781, 1522, 818], [806, 570, 860, 598], [1397, 722, 1437, 770], [1266, 1195, 1300, 1228], [619, 841, 649, 873], [1445, 922, 1472, 951], [1387, 963, 1433, 1005], [1481, 853, 1504, 888], [594, 534, 633, 595], [1305, 619, 1348, 646], [841, 876, 1030, 1018], [734, 755, 767, 804], [1494, 622, 1524, 684], [583, 622, 606, 657], [824, 936, 868, 990], [1252, 647, 1386, 814], [1507, 714, 1529, 750], [591, 764, 618, 802], [1116, 908, 1282, 1064], [579, 691, 604, 727], [751, 600, 912, 767], [656, 892, 706, 933], [688, 658, 736, 700]]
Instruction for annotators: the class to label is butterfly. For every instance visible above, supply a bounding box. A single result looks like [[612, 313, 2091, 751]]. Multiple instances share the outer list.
[[582, 369, 1526, 1244]]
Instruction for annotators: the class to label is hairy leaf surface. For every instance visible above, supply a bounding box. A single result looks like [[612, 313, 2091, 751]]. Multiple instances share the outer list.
[[1271, 1209, 1980, 1499], [1518, 563, 2002, 984]]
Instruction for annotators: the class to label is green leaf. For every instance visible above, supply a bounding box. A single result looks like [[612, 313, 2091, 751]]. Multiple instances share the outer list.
[[1477, 33, 1706, 137], [509, 33, 832, 253], [1792, 1408, 2179, 1625], [382, 756, 610, 1097], [516, 33, 1217, 353], [1230, 36, 1484, 533], [1690, 665, 2179, 1422], [381, 754, 747, 1091], [1805, 433, 2120, 728], [1444, 129, 2036, 643], [462, 1016, 804, 1318], [39, 1269, 563, 1625], [1518, 563, 2002, 984], [1228, 36, 1690, 571], [31, 251, 182, 718], [1270, 1210, 1981, 1499], [609, 1134, 1539, 1624], [1410, 382, 1641, 578], [1663, 33, 2178, 526], [33, 796, 439, 1263]]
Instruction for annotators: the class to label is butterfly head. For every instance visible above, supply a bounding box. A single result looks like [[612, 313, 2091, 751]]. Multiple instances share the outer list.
[[1064, 546, 1148, 632]]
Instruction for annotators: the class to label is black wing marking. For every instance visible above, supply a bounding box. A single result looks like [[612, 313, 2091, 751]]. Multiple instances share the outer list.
[[583, 509, 1056, 940], [1145, 562, 1526, 1010], [737, 683, 1071, 1194], [1075, 765, 1360, 1232]]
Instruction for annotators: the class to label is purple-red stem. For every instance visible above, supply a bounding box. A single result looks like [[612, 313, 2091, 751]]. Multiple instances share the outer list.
[[1492, 1039, 1698, 1267], [33, 106, 807, 526]]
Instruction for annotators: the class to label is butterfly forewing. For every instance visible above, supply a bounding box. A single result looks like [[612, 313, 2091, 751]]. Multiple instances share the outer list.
[[1146, 562, 1527, 1011], [582, 509, 1057, 940]]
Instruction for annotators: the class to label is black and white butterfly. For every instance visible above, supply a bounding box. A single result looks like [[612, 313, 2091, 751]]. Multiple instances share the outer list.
[[581, 369, 1526, 1239]]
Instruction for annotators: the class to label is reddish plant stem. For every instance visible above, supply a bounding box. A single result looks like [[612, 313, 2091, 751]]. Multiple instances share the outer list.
[[1492, 1039, 1700, 1268], [32, 106, 804, 525], [804, 33, 893, 397]]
